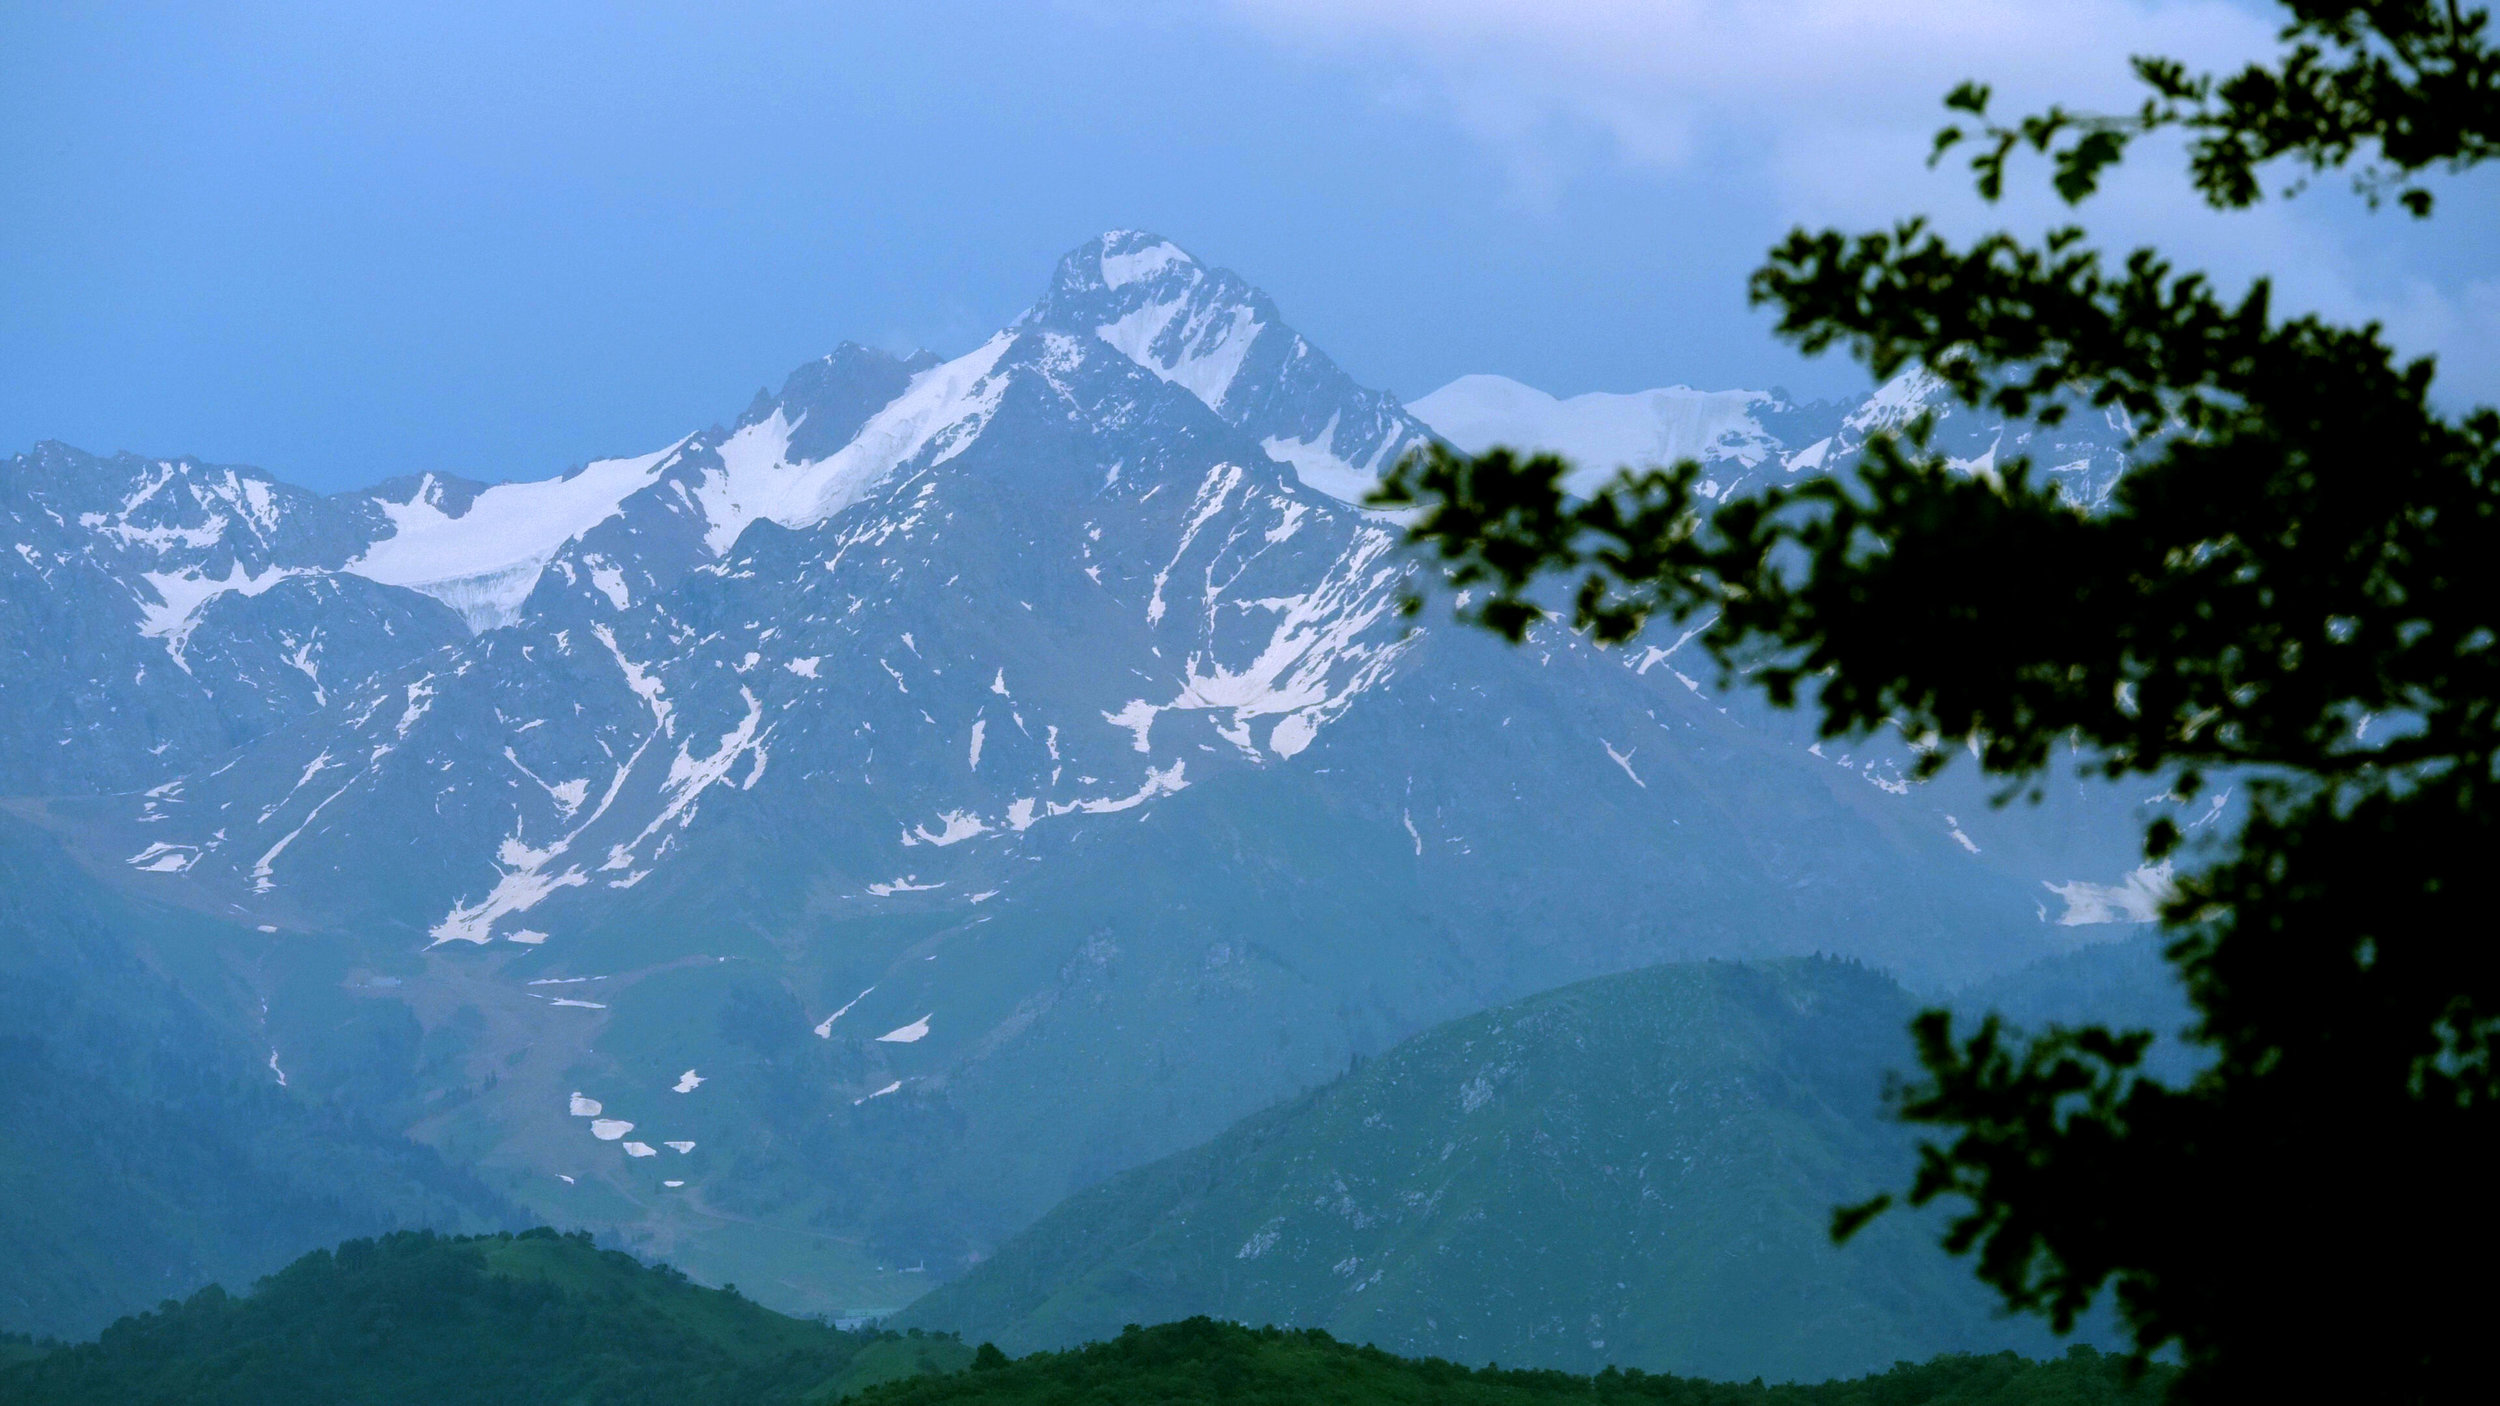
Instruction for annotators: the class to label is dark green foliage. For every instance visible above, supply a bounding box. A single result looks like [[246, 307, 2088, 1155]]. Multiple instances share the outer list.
[[0, 1229, 967, 1405], [1928, 3, 2500, 215], [1373, 5, 2497, 1401], [850, 1318, 2168, 1406]]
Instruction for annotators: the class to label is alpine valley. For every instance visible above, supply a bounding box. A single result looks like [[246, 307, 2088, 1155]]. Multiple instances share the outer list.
[[1, 233, 2181, 1354]]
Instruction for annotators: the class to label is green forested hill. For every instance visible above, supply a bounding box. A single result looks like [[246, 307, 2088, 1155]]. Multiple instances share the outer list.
[[896, 958, 2067, 1381], [0, 1229, 971, 1405], [0, 814, 518, 1340], [854, 1318, 2168, 1406]]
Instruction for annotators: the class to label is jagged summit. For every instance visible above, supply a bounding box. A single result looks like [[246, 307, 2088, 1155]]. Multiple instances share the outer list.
[[1024, 231, 1439, 501], [1042, 229, 1205, 296]]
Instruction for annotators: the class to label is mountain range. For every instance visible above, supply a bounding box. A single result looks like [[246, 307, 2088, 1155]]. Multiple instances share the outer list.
[[2, 231, 2176, 1334]]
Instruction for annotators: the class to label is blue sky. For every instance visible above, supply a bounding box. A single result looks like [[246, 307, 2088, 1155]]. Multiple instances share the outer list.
[[6, 0, 2495, 492]]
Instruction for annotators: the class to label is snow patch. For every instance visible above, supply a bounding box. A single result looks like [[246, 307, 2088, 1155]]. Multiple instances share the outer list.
[[136, 564, 301, 668], [2045, 863, 2174, 925], [127, 841, 198, 873], [876, 1015, 932, 1044], [814, 986, 874, 1038], [587, 561, 630, 610], [907, 811, 988, 847], [1105, 699, 1159, 753]]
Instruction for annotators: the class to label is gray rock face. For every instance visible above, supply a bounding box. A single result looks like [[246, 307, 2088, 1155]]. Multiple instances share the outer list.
[[6, 232, 2154, 1323], [0, 444, 463, 794]]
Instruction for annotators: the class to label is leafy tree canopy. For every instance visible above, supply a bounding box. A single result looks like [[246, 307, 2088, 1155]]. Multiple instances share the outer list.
[[0, 1229, 966, 1406], [1375, 4, 2498, 1402], [851, 1317, 2167, 1406]]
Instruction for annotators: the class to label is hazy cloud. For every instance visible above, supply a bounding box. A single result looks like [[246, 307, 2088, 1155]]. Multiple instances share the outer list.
[[1221, 0, 2500, 403]]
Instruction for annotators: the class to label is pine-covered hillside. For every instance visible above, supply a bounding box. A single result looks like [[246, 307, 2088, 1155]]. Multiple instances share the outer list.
[[0, 1229, 971, 1405], [896, 958, 2067, 1382]]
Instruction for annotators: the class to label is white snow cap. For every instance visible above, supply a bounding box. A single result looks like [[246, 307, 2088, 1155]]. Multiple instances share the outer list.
[[347, 447, 686, 631]]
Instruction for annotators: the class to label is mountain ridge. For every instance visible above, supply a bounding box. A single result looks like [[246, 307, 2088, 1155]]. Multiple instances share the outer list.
[[4, 230, 2161, 1326]]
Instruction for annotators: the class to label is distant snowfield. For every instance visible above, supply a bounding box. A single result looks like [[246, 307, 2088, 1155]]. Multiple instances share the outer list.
[[346, 444, 686, 630], [1409, 374, 1782, 495]]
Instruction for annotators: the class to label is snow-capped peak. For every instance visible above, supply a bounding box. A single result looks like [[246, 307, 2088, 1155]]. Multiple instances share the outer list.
[[1027, 232, 1438, 505], [1841, 366, 1952, 436], [1030, 231, 1268, 417]]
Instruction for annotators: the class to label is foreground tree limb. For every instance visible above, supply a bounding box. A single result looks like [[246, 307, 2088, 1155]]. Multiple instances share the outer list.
[[1376, 5, 2499, 1399]]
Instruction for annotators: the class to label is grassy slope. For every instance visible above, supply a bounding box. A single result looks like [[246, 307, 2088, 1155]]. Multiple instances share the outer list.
[[0, 1229, 972, 1405], [855, 1318, 2167, 1406], [896, 958, 2060, 1381]]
